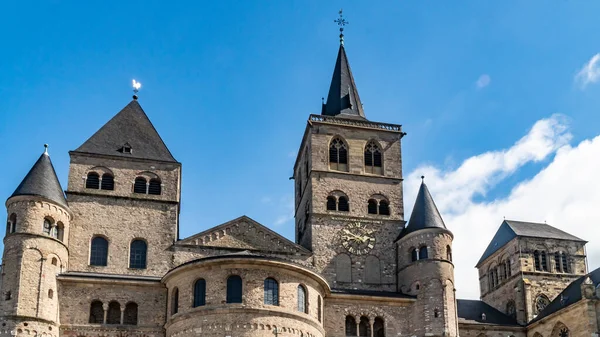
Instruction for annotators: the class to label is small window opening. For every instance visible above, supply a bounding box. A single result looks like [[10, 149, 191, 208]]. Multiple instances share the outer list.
[[434, 308, 440, 318], [85, 172, 100, 189], [51, 257, 58, 266], [4, 291, 11, 300], [148, 178, 161, 195], [378, 200, 390, 215], [368, 199, 378, 214], [43, 218, 52, 235], [133, 177, 147, 194], [48, 289, 53, 299], [338, 196, 349, 212], [326, 196, 337, 211], [101, 173, 114, 190]]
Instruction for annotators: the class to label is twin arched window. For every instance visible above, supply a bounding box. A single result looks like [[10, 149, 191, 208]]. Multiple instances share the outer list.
[[129, 240, 147, 269], [554, 251, 570, 273], [326, 195, 349, 212], [346, 316, 384, 337], [134, 177, 162, 195], [90, 237, 148, 269], [42, 218, 64, 241], [364, 141, 382, 175], [226, 275, 243, 303], [86, 172, 114, 190], [193, 279, 206, 307], [411, 246, 428, 262], [367, 199, 390, 215], [329, 137, 348, 171]]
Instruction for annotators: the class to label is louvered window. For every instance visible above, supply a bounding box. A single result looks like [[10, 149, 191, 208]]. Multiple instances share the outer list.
[[554, 252, 561, 272], [329, 137, 348, 171], [297, 285, 307, 313], [540, 251, 548, 271], [133, 177, 147, 194], [101, 174, 114, 190], [561, 253, 569, 273], [364, 141, 383, 174], [86, 172, 100, 189], [129, 240, 147, 269], [123, 302, 138, 325], [193, 279, 206, 307], [264, 278, 279, 305], [90, 236, 108, 266], [368, 199, 378, 214], [534, 251, 541, 271], [148, 178, 161, 195], [226, 275, 243, 303], [506, 260, 511, 276], [379, 200, 390, 215], [338, 196, 349, 212]]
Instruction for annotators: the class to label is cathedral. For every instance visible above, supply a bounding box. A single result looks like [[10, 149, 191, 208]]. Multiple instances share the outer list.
[[2, 30, 600, 337]]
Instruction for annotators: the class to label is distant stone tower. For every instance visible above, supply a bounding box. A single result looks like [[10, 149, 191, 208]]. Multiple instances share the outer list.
[[396, 180, 458, 336], [1, 146, 70, 336]]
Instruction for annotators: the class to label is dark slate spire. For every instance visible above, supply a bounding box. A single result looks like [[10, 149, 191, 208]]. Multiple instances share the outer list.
[[321, 44, 366, 119], [399, 178, 447, 239], [74, 99, 177, 163], [10, 145, 68, 209]]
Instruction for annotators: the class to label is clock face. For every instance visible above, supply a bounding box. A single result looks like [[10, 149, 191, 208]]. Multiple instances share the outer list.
[[341, 221, 375, 255]]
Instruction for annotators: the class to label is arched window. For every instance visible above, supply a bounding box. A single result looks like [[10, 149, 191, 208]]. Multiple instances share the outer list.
[[326, 196, 337, 211], [446, 246, 452, 261], [317, 295, 322, 322], [335, 254, 352, 282], [55, 222, 64, 242], [364, 140, 382, 174], [148, 178, 162, 195], [89, 300, 104, 324], [506, 300, 516, 319], [561, 252, 569, 273], [264, 278, 279, 305], [107, 301, 121, 324], [411, 248, 418, 262], [129, 240, 147, 269], [226, 275, 243, 303], [378, 200, 390, 215], [193, 279, 206, 307], [368, 199, 378, 214], [359, 316, 371, 337], [329, 137, 348, 171], [86, 172, 100, 189], [171, 287, 179, 315], [558, 327, 569, 337], [419, 246, 428, 259], [374, 317, 385, 337], [345, 316, 357, 336], [365, 255, 381, 284], [297, 285, 307, 313], [7, 213, 16, 234], [535, 294, 550, 315], [541, 251, 548, 271], [90, 236, 108, 266], [554, 252, 562, 272], [124, 302, 138, 325], [133, 177, 147, 194], [338, 196, 349, 212], [101, 173, 114, 190], [43, 218, 52, 235], [534, 250, 541, 271], [51, 257, 58, 266]]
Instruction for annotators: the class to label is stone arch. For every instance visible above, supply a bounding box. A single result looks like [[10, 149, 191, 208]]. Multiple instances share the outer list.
[[365, 255, 381, 284], [551, 322, 570, 337], [334, 253, 352, 282], [106, 301, 121, 324]]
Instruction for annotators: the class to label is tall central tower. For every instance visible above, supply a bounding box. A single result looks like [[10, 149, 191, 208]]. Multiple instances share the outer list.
[[293, 36, 406, 292]]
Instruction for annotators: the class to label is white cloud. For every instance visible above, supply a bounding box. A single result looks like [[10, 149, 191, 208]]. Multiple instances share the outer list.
[[476, 74, 491, 89], [272, 196, 294, 227], [575, 53, 600, 88], [404, 115, 600, 299]]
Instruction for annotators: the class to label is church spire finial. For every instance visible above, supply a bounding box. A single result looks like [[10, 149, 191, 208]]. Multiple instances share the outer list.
[[334, 9, 348, 45], [44, 143, 49, 155], [132, 79, 142, 100]]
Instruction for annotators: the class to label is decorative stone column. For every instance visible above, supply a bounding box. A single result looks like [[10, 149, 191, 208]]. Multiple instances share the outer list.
[[120, 307, 125, 324], [102, 303, 108, 324]]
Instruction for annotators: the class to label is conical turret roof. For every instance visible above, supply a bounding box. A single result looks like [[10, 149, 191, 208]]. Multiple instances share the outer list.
[[398, 180, 447, 239], [9, 148, 68, 209], [74, 99, 177, 163], [321, 44, 365, 119]]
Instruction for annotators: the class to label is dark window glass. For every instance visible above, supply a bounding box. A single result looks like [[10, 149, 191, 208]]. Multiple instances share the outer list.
[[329, 137, 348, 170], [359, 316, 371, 337], [106, 301, 120, 324], [447, 246, 452, 262], [338, 146, 348, 164], [133, 177, 147, 194], [419, 246, 428, 259], [317, 296, 322, 322], [326, 196, 337, 211], [90, 237, 108, 266], [365, 141, 382, 173], [368, 199, 378, 214], [86, 172, 100, 189], [124, 302, 138, 325], [506, 260, 511, 276], [554, 252, 561, 272], [8, 213, 16, 234], [378, 200, 390, 215], [345, 316, 357, 336], [194, 279, 206, 307], [226, 275, 243, 303], [541, 251, 548, 271], [411, 248, 418, 262], [56, 222, 64, 242], [329, 143, 338, 163], [534, 251, 541, 271], [561, 253, 569, 273], [297, 285, 307, 313], [171, 288, 179, 315], [101, 174, 114, 190], [338, 196, 349, 212], [148, 178, 161, 195], [374, 317, 385, 337], [129, 240, 147, 269], [89, 300, 104, 324], [264, 278, 279, 306]]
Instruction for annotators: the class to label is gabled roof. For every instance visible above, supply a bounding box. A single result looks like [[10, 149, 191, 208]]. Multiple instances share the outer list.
[[476, 220, 586, 267], [74, 99, 177, 163], [321, 44, 365, 119], [530, 266, 600, 324], [457, 299, 521, 326], [397, 181, 447, 240], [9, 150, 68, 209]]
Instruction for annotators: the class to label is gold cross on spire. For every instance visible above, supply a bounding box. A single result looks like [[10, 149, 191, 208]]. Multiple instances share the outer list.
[[334, 9, 348, 45]]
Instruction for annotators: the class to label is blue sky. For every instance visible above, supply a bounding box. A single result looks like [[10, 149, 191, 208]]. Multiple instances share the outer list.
[[3, 1, 600, 299]]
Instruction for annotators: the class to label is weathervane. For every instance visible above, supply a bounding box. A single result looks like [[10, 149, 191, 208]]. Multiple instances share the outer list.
[[334, 9, 348, 45], [132, 79, 142, 100]]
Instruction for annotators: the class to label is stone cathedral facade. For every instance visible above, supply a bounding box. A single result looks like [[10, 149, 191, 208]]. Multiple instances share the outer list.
[[2, 38, 600, 337]]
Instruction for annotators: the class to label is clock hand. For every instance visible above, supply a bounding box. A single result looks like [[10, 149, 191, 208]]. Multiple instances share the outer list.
[[342, 229, 363, 241]]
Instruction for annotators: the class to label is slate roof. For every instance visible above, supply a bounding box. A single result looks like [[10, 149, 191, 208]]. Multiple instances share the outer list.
[[321, 44, 365, 119], [530, 267, 600, 324], [74, 99, 177, 163], [476, 220, 586, 266], [9, 150, 68, 209], [397, 181, 447, 240], [457, 299, 521, 326]]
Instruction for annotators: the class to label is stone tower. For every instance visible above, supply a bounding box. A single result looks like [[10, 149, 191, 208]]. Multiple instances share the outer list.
[[396, 180, 458, 336], [1, 146, 71, 336], [476, 220, 587, 324], [293, 40, 406, 292]]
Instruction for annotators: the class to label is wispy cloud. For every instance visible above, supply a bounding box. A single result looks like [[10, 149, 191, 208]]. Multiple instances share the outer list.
[[476, 74, 491, 89], [272, 195, 294, 227], [575, 53, 600, 89]]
